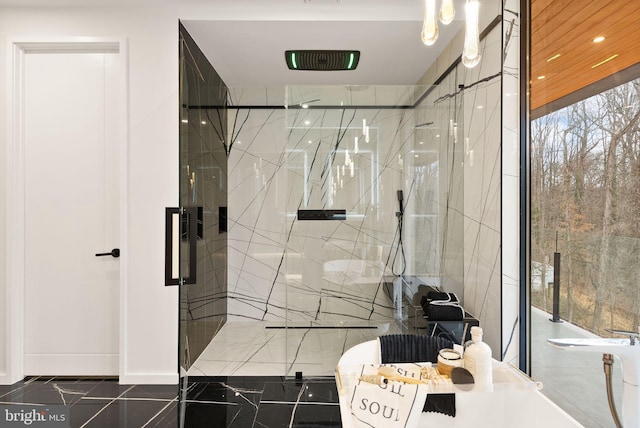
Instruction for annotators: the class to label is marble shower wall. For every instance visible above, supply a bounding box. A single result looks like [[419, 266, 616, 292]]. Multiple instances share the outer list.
[[459, 24, 503, 358], [285, 105, 413, 323], [412, 88, 465, 301], [227, 105, 415, 323], [179, 25, 228, 370], [416, 0, 508, 359], [226, 86, 465, 324], [226, 107, 289, 322]]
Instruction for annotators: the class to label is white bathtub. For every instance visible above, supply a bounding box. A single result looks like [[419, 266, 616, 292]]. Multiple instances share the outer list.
[[336, 339, 583, 428]]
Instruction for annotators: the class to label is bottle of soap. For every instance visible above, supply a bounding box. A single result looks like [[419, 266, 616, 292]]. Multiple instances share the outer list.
[[463, 326, 492, 387]]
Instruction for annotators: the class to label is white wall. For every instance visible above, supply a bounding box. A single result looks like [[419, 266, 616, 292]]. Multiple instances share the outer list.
[[0, 5, 180, 384]]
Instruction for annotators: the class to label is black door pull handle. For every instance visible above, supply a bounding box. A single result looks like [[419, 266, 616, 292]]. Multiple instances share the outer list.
[[96, 248, 120, 258]]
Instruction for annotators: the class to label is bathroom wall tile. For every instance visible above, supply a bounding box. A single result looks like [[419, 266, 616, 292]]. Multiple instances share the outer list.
[[456, 21, 503, 355]]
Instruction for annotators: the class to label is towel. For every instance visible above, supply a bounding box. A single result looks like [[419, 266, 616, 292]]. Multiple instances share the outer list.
[[350, 364, 423, 427], [379, 335, 457, 418], [421, 292, 464, 321]]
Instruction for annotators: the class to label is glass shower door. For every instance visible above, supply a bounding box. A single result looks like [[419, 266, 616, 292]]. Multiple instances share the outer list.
[[283, 85, 454, 377], [177, 24, 228, 375]]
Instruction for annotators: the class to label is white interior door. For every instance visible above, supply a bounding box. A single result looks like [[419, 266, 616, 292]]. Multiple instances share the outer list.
[[23, 49, 121, 375]]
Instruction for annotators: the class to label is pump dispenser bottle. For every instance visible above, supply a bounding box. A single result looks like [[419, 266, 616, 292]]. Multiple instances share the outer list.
[[463, 326, 492, 387]]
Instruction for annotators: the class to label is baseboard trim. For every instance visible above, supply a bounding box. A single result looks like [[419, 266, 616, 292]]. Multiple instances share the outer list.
[[119, 373, 179, 385], [0, 372, 24, 386]]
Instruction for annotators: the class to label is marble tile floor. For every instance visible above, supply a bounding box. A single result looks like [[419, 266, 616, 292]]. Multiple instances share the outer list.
[[0, 375, 341, 427]]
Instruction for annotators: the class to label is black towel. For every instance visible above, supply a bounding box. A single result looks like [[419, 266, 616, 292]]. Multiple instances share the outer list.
[[379, 334, 457, 418], [421, 292, 464, 321], [425, 302, 465, 321], [424, 291, 459, 303]]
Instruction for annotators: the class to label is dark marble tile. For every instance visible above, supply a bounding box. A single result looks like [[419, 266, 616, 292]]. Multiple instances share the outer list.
[[68, 399, 112, 427], [254, 403, 342, 428], [81, 398, 172, 428], [82, 380, 133, 398], [186, 380, 263, 405], [262, 380, 338, 404], [1, 381, 88, 406], [2, 377, 343, 428], [146, 400, 179, 427], [0, 381, 28, 400], [0, 378, 130, 404], [121, 384, 179, 400], [182, 401, 257, 428]]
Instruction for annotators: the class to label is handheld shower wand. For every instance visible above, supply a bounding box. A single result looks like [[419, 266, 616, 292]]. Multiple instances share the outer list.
[[391, 190, 407, 320], [397, 190, 404, 216]]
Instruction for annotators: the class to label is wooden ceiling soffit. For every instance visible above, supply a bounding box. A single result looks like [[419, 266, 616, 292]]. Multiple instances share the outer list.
[[531, 0, 640, 113]]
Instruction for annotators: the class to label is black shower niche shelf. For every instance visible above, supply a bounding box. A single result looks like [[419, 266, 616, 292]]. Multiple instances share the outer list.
[[297, 209, 346, 221]]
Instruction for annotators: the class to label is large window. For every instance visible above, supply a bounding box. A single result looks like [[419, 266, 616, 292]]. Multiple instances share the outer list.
[[531, 79, 640, 335]]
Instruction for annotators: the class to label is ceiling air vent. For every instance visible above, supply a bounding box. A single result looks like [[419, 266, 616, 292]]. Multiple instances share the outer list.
[[285, 50, 360, 71]]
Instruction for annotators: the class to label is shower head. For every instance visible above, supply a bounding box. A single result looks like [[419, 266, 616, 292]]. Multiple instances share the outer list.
[[285, 50, 360, 71]]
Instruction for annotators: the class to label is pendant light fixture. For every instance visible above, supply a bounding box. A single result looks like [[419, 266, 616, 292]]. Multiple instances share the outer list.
[[421, 0, 438, 46], [461, 0, 481, 68], [439, 0, 455, 25], [420, 0, 481, 69]]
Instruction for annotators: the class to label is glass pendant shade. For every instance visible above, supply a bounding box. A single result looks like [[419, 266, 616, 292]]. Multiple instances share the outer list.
[[439, 0, 455, 25], [421, 0, 439, 46], [462, 0, 481, 68]]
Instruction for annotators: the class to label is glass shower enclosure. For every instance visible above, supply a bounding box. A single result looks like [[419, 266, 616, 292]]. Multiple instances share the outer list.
[[175, 82, 464, 379]]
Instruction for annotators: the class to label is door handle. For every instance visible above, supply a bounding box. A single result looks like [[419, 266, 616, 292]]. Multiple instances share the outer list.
[[95, 248, 120, 258]]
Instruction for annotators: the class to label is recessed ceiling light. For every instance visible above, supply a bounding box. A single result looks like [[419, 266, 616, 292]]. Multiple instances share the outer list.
[[419, 141, 424, 145], [537, 75, 546, 80], [593, 36, 605, 43], [201, 120, 206, 125], [307, 140, 313, 144], [304, 120, 310, 125], [477, 105, 483, 109], [415, 154, 419, 158], [181, 119, 188, 123], [301, 104, 309, 109], [546, 53, 561, 62]]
